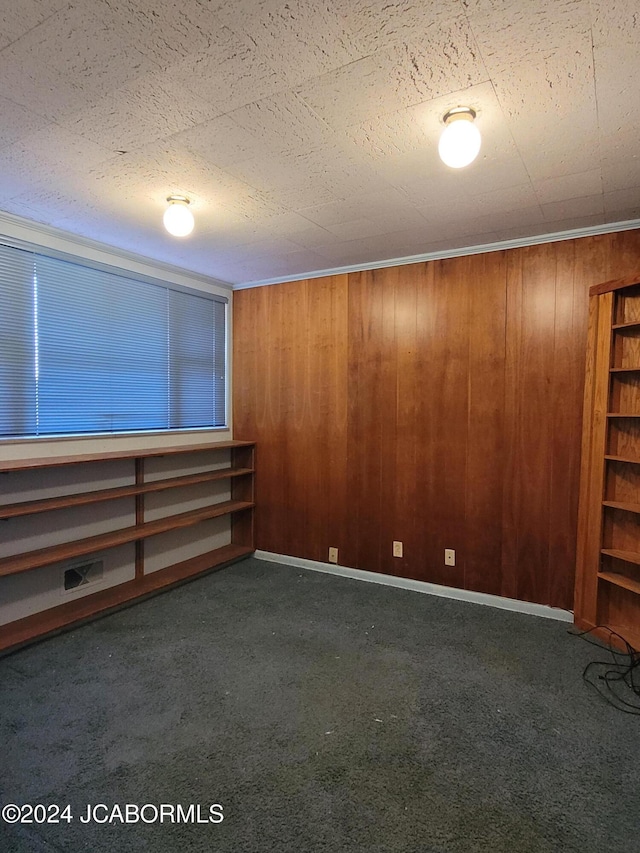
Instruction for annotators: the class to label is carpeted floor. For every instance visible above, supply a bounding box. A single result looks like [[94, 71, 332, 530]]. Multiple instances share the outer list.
[[1, 556, 638, 853]]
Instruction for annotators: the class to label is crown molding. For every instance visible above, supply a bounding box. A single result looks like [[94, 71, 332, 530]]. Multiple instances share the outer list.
[[3, 208, 638, 294], [0, 209, 233, 294], [233, 218, 640, 290]]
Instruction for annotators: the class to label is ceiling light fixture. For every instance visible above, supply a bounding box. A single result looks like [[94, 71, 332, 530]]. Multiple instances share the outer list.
[[163, 195, 194, 237], [438, 107, 481, 169]]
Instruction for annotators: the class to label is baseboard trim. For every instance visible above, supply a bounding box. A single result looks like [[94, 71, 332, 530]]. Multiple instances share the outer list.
[[254, 551, 574, 623]]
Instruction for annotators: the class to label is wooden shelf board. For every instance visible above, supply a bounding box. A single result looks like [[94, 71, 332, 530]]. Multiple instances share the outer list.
[[576, 280, 640, 654], [612, 321, 640, 331], [0, 468, 254, 520], [0, 543, 253, 654], [598, 571, 640, 595], [591, 275, 640, 296], [601, 548, 640, 567], [0, 500, 254, 578], [602, 500, 640, 514], [0, 440, 254, 473]]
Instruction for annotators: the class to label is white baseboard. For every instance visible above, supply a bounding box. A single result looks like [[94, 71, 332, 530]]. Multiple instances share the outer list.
[[254, 550, 574, 623]]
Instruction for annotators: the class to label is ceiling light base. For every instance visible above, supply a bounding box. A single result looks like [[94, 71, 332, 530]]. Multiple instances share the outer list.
[[442, 107, 477, 125]]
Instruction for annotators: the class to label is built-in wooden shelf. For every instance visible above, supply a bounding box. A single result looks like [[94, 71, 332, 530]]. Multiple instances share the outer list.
[[0, 500, 254, 578], [0, 441, 255, 653], [0, 440, 254, 473], [1, 542, 254, 653], [576, 275, 640, 652], [0, 468, 253, 520], [602, 500, 640, 514], [598, 571, 640, 596], [612, 320, 640, 331], [601, 548, 640, 567]]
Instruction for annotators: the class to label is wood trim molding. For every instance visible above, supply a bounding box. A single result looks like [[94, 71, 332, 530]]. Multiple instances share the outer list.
[[233, 221, 640, 290], [589, 274, 640, 296]]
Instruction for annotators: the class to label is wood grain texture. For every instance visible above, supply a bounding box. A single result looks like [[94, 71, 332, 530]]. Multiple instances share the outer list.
[[465, 252, 507, 595], [346, 269, 385, 573], [589, 273, 640, 296], [233, 229, 640, 608], [574, 296, 601, 621], [416, 257, 469, 589], [233, 275, 348, 564]]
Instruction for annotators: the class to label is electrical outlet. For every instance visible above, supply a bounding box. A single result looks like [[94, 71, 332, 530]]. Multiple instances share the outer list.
[[444, 548, 455, 566], [328, 547, 338, 564], [393, 540, 403, 558]]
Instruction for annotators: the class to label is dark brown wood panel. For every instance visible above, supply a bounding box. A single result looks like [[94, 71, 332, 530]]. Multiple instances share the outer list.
[[412, 260, 439, 583], [346, 269, 385, 572], [417, 257, 469, 589], [547, 241, 590, 610], [303, 274, 349, 563], [389, 264, 419, 580], [465, 251, 507, 595], [233, 229, 640, 608], [233, 275, 349, 565], [516, 246, 557, 603], [412, 260, 440, 583], [233, 283, 284, 554], [377, 265, 400, 577], [500, 248, 523, 601]]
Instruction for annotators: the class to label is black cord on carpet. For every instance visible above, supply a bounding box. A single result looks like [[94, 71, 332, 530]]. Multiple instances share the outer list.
[[569, 626, 640, 715]]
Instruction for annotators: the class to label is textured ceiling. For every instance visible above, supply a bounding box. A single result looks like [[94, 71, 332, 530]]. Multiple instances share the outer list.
[[0, 0, 639, 286]]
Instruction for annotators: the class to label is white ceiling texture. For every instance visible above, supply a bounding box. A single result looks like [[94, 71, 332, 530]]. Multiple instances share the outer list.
[[0, 0, 638, 286]]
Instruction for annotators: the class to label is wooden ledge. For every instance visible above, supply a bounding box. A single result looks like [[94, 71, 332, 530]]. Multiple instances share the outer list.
[[0, 440, 255, 473]]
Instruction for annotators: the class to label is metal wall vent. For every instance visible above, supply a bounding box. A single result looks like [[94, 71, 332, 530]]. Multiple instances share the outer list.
[[63, 560, 104, 591]]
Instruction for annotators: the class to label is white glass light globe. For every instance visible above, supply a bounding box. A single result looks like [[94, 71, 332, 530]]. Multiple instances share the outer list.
[[438, 118, 482, 169], [163, 200, 194, 237]]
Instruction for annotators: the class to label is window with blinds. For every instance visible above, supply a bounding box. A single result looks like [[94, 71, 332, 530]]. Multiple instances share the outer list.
[[0, 241, 227, 438]]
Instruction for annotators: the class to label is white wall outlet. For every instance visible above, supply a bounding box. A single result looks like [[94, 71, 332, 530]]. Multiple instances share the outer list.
[[328, 547, 338, 564], [444, 548, 455, 566], [393, 540, 403, 558]]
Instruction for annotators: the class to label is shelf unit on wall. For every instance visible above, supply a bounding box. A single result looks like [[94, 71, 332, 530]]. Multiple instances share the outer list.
[[0, 440, 255, 653], [575, 274, 640, 650]]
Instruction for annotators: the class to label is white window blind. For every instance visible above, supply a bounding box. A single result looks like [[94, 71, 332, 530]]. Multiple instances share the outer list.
[[168, 289, 225, 429], [0, 245, 36, 436], [0, 241, 227, 438]]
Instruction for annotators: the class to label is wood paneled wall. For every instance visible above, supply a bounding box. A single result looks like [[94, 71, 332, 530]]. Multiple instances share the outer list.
[[233, 230, 640, 609]]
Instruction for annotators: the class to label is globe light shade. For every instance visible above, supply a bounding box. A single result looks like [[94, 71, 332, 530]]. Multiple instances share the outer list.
[[163, 197, 194, 237], [438, 109, 481, 169]]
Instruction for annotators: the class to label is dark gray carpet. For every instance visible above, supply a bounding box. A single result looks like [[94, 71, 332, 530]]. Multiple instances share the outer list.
[[1, 557, 638, 853]]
